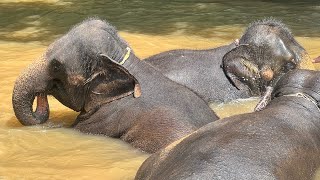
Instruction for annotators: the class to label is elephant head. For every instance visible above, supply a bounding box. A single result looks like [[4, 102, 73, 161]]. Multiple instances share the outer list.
[[272, 69, 320, 103], [12, 18, 140, 126], [254, 69, 320, 111], [222, 18, 307, 96], [239, 18, 307, 66]]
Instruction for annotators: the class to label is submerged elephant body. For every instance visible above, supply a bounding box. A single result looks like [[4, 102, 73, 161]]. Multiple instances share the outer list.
[[12, 18, 218, 153], [145, 44, 247, 102], [72, 57, 218, 153], [135, 69, 320, 180], [145, 19, 308, 103]]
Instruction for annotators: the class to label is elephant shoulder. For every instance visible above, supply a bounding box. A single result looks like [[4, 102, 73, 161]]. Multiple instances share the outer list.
[[121, 106, 198, 153]]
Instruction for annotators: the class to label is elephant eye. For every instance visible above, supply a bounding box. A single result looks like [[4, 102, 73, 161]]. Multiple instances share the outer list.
[[51, 59, 62, 72]]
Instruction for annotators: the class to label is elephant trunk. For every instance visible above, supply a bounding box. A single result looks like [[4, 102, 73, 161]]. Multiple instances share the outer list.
[[12, 57, 50, 125]]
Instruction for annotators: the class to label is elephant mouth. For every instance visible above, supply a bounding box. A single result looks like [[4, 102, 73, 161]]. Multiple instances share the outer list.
[[48, 79, 84, 112], [32, 92, 50, 124]]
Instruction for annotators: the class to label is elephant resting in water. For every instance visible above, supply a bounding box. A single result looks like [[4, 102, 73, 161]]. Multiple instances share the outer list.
[[145, 18, 309, 104], [135, 69, 320, 180], [12, 18, 219, 153]]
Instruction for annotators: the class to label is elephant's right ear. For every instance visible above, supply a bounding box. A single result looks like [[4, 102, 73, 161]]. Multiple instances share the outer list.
[[84, 54, 141, 112], [222, 45, 261, 95]]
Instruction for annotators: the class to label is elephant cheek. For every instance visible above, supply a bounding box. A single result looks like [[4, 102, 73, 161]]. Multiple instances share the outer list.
[[51, 89, 83, 112]]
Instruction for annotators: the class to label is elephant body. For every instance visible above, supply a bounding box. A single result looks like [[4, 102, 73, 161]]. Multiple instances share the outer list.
[[12, 18, 218, 153], [135, 69, 320, 180], [145, 44, 250, 102], [73, 55, 218, 153], [145, 18, 308, 103]]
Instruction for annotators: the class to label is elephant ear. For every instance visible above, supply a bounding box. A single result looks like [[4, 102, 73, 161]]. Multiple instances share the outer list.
[[84, 54, 141, 112], [222, 44, 261, 95]]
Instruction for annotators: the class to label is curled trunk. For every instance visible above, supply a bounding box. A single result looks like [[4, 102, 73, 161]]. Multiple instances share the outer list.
[[12, 57, 50, 125]]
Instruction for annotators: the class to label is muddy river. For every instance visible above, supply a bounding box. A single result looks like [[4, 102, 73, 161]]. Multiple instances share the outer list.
[[1, 0, 320, 179]]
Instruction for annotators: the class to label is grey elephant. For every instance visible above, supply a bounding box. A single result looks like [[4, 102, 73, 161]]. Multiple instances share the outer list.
[[145, 18, 309, 104], [12, 18, 219, 153], [135, 69, 320, 180]]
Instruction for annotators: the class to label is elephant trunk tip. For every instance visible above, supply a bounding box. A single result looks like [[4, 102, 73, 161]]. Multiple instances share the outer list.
[[13, 92, 50, 126]]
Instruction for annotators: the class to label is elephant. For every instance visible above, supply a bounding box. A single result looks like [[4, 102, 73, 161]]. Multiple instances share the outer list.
[[144, 18, 309, 104], [135, 69, 320, 180], [12, 18, 219, 153]]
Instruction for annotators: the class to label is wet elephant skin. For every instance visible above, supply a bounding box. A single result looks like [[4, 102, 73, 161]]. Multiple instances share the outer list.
[[135, 69, 320, 180], [145, 18, 308, 103], [12, 18, 219, 153]]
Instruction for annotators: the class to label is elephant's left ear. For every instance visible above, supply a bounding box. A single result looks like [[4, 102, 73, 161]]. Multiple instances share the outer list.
[[84, 54, 141, 112], [100, 53, 141, 98]]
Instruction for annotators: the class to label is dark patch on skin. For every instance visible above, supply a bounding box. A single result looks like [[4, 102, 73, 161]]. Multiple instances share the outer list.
[[68, 74, 86, 86], [261, 66, 274, 81]]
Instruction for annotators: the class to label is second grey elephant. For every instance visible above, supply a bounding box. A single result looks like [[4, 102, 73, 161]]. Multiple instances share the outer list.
[[145, 18, 309, 103], [135, 69, 320, 180], [12, 18, 219, 153]]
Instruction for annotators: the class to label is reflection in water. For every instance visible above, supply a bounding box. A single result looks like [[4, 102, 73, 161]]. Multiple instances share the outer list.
[[1, 0, 320, 43], [1, 0, 320, 179]]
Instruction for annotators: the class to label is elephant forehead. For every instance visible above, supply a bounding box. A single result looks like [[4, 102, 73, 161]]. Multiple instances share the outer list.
[[48, 38, 87, 60], [45, 49, 88, 78], [246, 32, 280, 47]]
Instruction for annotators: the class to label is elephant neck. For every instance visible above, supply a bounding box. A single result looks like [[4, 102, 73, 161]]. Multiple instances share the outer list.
[[272, 93, 320, 115], [118, 51, 177, 96], [120, 52, 141, 72]]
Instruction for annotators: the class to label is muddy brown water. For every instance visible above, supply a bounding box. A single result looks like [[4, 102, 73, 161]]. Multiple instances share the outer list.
[[1, 0, 320, 179]]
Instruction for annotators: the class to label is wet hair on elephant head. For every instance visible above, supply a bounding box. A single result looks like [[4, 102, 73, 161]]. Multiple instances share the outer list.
[[135, 69, 320, 180], [224, 18, 309, 111], [12, 17, 219, 153], [144, 18, 309, 105]]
